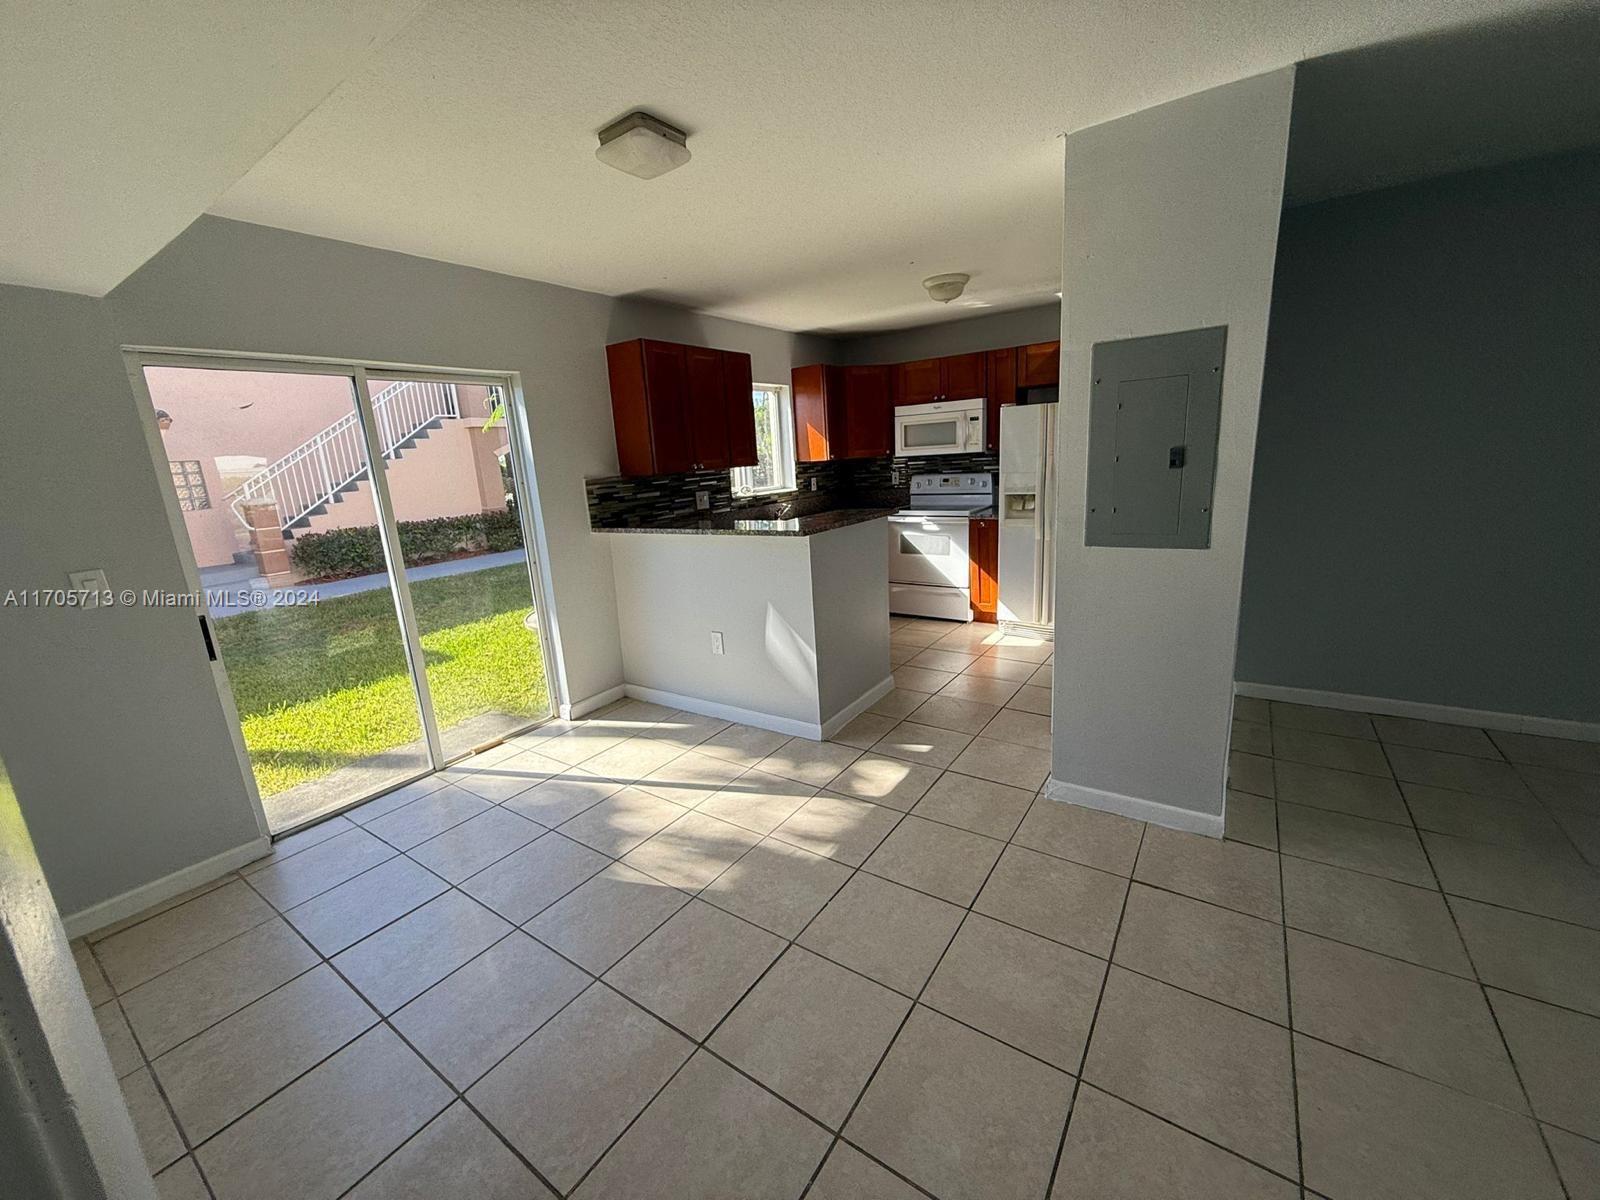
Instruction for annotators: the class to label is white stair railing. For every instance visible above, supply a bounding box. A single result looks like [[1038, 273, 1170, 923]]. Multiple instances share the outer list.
[[226, 381, 459, 533]]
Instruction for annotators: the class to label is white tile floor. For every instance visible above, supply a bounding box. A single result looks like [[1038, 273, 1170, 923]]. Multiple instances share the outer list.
[[75, 619, 1600, 1199]]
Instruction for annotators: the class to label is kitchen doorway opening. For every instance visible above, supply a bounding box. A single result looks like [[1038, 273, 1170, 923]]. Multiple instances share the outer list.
[[128, 352, 558, 835]]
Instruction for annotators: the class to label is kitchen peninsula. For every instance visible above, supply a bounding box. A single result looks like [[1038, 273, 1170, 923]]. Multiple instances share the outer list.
[[598, 507, 895, 739]]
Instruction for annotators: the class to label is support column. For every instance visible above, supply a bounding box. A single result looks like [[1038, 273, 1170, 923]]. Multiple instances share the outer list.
[[1047, 68, 1296, 835]]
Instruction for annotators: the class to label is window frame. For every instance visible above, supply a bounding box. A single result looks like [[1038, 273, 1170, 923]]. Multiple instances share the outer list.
[[730, 382, 797, 497]]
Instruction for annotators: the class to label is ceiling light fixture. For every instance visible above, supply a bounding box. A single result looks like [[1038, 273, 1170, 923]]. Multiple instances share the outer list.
[[594, 111, 691, 179], [922, 273, 970, 303]]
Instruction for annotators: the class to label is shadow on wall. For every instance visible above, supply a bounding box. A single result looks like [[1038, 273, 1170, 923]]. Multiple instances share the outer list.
[[1286, 3, 1600, 207]]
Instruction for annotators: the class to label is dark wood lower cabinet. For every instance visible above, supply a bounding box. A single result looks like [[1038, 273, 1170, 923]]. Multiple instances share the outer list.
[[970, 517, 998, 623]]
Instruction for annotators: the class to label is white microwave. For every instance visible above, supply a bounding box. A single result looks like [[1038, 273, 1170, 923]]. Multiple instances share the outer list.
[[893, 396, 985, 457]]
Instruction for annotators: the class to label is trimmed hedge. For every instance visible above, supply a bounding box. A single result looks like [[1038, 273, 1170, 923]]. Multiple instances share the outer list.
[[289, 508, 524, 581]]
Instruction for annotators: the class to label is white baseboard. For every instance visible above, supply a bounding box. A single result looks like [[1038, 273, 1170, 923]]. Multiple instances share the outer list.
[[999, 621, 1055, 643], [64, 837, 271, 940], [1043, 777, 1224, 838], [1234, 681, 1600, 744], [622, 684, 822, 739], [820, 675, 897, 739], [623, 675, 895, 742], [563, 684, 627, 720]]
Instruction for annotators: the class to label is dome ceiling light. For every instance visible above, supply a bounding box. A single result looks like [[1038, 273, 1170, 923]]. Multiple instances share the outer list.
[[922, 273, 971, 303], [594, 111, 691, 179]]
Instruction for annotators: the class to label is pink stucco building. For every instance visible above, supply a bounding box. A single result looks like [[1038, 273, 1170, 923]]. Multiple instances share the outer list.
[[145, 368, 510, 577]]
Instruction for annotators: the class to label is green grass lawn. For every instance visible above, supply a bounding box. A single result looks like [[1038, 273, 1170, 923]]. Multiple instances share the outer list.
[[215, 562, 549, 795]]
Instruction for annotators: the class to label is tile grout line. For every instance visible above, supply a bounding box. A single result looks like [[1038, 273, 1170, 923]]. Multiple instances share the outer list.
[[1044, 819, 1147, 1199], [100, 955, 221, 1199], [237, 882, 578, 1200], [797, 778, 1025, 1200], [1380, 735, 1575, 1200], [1274, 766, 1309, 1200], [165, 860, 609, 1189], [1506, 756, 1596, 869]]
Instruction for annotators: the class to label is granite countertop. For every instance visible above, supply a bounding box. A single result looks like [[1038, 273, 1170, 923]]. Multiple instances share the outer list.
[[594, 506, 897, 537]]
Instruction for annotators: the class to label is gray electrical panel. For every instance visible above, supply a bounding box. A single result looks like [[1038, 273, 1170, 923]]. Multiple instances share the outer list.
[[1085, 325, 1227, 549]]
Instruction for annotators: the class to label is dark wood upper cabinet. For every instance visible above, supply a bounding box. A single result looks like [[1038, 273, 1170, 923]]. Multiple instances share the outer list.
[[941, 352, 985, 401], [685, 346, 731, 470], [792, 363, 892, 462], [606, 339, 692, 475], [792, 364, 844, 462], [723, 351, 757, 468], [606, 339, 759, 476], [985, 346, 1017, 453], [896, 358, 942, 406], [1018, 340, 1061, 388], [841, 365, 892, 458], [896, 353, 985, 405]]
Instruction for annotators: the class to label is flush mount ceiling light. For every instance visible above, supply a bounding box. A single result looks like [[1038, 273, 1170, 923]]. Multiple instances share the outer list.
[[922, 273, 971, 303], [594, 111, 691, 179]]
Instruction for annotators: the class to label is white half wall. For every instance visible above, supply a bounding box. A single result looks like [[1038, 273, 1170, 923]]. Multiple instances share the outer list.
[[608, 521, 891, 737], [1049, 69, 1296, 829]]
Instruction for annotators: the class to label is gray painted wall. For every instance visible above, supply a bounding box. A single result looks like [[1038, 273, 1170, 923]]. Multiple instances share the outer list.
[[0, 216, 832, 922], [0, 285, 266, 918], [1050, 69, 1295, 831], [832, 303, 1061, 365], [1238, 150, 1600, 723]]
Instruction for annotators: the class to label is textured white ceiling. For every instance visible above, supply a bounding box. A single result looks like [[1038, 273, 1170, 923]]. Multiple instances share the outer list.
[[0, 0, 428, 295], [5, 0, 1583, 327]]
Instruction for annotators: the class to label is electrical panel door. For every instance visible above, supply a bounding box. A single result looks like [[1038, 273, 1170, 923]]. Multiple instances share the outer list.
[[1085, 326, 1227, 549]]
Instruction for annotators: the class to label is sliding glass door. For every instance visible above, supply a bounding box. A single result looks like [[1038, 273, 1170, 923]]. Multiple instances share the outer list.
[[134, 356, 554, 834], [361, 376, 551, 762]]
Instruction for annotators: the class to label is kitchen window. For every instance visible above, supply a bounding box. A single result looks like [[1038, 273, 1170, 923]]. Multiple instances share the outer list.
[[730, 383, 796, 496]]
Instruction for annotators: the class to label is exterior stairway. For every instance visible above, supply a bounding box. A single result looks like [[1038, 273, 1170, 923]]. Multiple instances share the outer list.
[[225, 380, 459, 536]]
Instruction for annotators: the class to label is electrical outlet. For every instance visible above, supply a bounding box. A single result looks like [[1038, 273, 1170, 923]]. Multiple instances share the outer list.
[[695, 490, 710, 510], [809, 477, 819, 491], [710, 631, 725, 655]]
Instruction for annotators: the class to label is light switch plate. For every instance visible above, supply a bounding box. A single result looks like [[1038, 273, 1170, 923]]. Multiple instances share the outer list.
[[68, 568, 110, 608], [68, 568, 109, 592], [710, 631, 725, 655]]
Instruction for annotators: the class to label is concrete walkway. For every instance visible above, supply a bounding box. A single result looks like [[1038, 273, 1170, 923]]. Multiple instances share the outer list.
[[204, 548, 529, 617]]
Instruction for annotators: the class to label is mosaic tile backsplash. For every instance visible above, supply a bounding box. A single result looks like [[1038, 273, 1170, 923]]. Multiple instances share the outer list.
[[586, 452, 999, 529]]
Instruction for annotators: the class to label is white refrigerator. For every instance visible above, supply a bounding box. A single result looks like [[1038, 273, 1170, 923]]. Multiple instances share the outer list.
[[998, 403, 1057, 631]]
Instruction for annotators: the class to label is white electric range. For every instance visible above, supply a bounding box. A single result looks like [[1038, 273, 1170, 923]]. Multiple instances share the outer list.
[[887, 473, 995, 621]]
